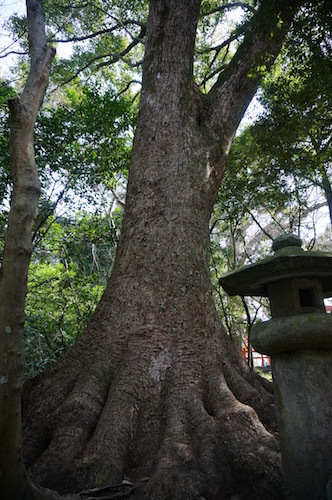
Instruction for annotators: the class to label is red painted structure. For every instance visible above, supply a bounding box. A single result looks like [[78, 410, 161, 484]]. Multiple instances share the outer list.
[[240, 345, 271, 367]]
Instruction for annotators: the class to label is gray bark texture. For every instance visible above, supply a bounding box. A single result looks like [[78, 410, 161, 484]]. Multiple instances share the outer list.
[[0, 0, 55, 497], [21, 0, 304, 498]]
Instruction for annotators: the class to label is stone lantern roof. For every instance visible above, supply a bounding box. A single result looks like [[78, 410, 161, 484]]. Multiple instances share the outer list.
[[219, 234, 332, 298]]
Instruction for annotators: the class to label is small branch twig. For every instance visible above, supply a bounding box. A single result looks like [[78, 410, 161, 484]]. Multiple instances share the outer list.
[[0, 50, 28, 59], [117, 79, 141, 97], [53, 31, 144, 90], [50, 19, 146, 44], [203, 2, 255, 17]]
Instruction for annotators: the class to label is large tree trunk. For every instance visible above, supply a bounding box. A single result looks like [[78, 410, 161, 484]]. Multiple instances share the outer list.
[[23, 1, 302, 498]]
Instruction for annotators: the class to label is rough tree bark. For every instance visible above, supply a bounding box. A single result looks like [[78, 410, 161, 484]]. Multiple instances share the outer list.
[[22, 1, 303, 498], [0, 0, 56, 498]]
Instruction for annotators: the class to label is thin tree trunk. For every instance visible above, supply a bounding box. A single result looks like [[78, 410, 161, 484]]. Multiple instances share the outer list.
[[321, 167, 332, 226], [0, 0, 55, 497]]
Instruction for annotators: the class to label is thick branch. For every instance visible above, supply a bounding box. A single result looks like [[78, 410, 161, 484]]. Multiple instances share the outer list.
[[205, 0, 303, 140]]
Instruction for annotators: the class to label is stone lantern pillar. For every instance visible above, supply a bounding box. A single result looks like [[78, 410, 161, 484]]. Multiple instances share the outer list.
[[219, 234, 332, 499]]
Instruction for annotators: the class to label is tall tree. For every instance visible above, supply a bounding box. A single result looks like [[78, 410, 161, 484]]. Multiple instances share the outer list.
[[0, 0, 56, 497], [16, 0, 318, 498]]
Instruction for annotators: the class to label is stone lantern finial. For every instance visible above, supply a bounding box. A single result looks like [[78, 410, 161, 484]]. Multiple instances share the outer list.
[[272, 233, 302, 253]]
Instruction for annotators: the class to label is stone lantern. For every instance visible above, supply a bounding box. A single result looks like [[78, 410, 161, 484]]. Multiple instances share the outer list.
[[219, 234, 332, 499]]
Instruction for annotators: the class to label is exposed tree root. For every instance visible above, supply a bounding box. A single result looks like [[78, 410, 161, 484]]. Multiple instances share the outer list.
[[23, 318, 283, 499]]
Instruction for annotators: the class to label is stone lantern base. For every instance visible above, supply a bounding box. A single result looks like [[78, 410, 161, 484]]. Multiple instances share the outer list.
[[252, 314, 332, 500], [273, 350, 332, 500]]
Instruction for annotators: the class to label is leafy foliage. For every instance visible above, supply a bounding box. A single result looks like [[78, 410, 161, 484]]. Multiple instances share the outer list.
[[35, 83, 134, 196], [249, 0, 332, 222], [25, 210, 121, 378]]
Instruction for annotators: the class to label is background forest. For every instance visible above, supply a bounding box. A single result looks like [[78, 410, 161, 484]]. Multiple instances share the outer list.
[[0, 0, 331, 378]]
